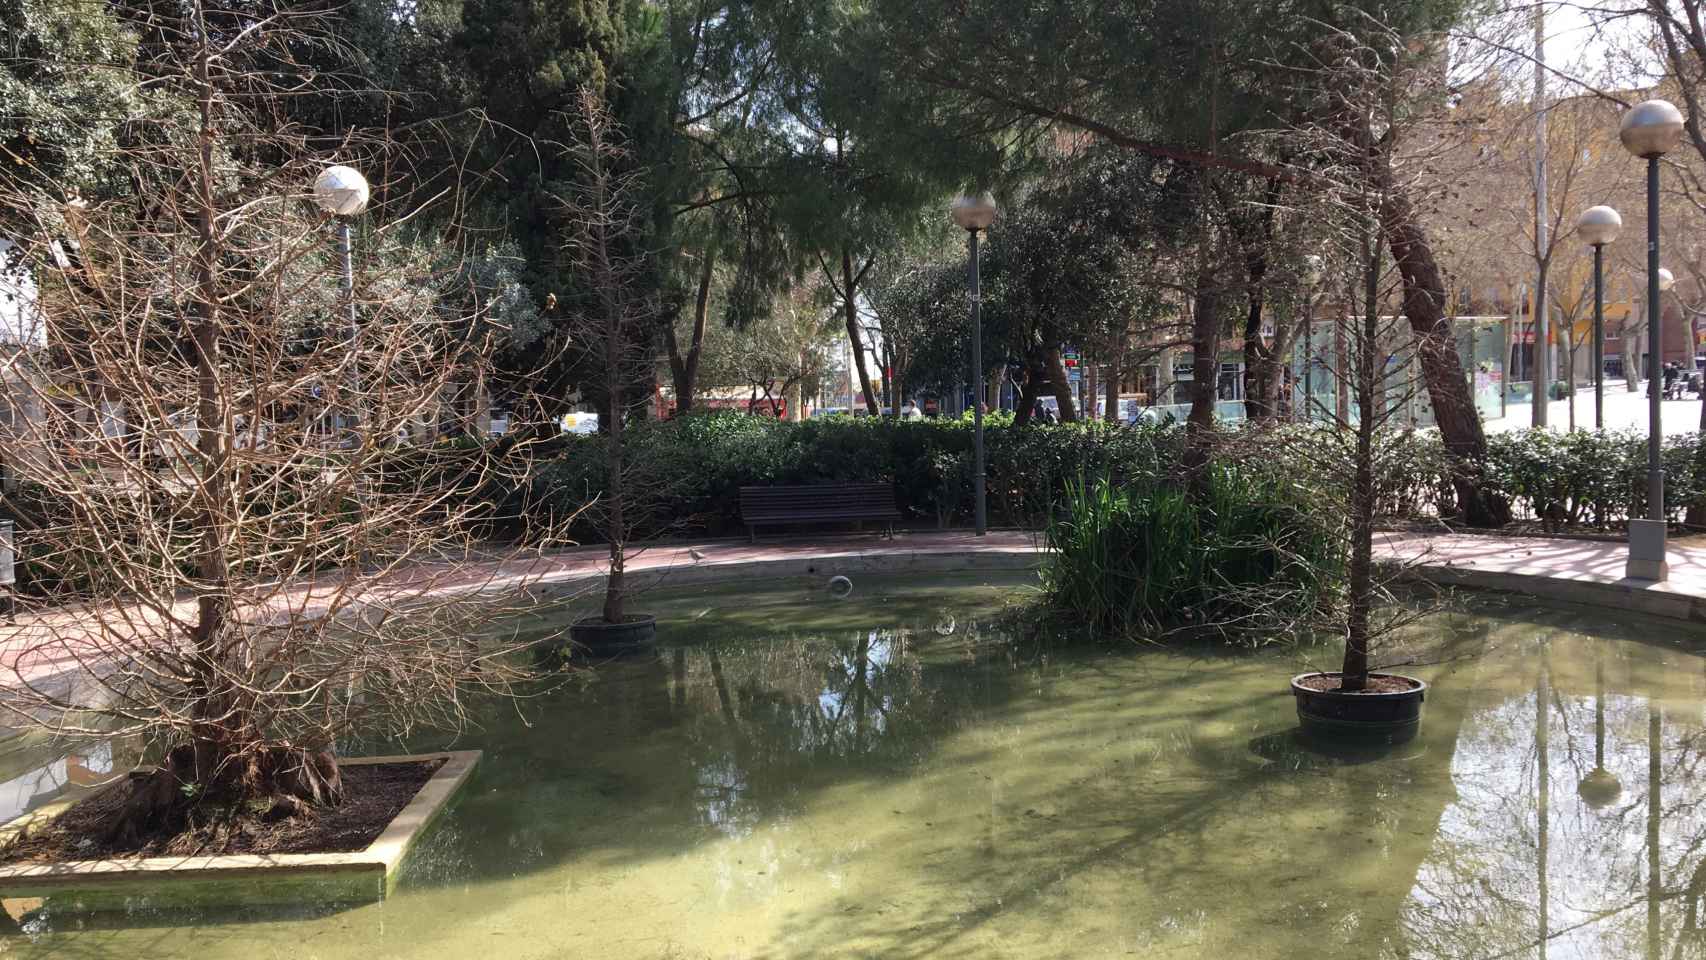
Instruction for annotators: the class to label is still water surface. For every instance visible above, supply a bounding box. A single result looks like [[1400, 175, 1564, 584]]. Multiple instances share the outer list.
[[7, 574, 1706, 959]]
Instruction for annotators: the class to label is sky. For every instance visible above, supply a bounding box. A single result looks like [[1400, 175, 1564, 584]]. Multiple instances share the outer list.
[[0, 240, 45, 348]]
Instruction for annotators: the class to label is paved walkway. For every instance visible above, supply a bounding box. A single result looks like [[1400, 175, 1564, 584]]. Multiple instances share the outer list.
[[1376, 530, 1706, 622], [0, 532, 1044, 689], [4, 527, 1703, 693]]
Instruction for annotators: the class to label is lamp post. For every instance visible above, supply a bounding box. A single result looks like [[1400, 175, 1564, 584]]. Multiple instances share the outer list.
[[1620, 100, 1684, 582], [1577, 206, 1621, 431], [313, 165, 369, 434], [951, 193, 997, 536]]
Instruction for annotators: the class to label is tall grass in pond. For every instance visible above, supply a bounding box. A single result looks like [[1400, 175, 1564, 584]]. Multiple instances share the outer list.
[[1042, 468, 1346, 643]]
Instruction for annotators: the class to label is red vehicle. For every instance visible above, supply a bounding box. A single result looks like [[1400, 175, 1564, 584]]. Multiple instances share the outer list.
[[660, 395, 788, 418], [702, 397, 786, 418]]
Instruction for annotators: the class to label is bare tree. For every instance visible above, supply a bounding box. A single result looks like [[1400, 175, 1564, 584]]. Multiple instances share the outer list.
[[555, 88, 667, 627], [1277, 15, 1453, 690], [0, 2, 568, 846]]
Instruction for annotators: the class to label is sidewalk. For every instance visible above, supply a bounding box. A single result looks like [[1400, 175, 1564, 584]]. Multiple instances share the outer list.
[[3, 528, 1701, 695], [1375, 530, 1706, 623], [0, 531, 1045, 688]]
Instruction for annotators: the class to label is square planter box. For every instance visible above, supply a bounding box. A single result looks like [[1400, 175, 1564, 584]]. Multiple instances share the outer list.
[[0, 750, 478, 912]]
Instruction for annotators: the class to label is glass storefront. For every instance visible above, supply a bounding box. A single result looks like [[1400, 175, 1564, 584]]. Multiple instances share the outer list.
[[1290, 315, 1507, 425]]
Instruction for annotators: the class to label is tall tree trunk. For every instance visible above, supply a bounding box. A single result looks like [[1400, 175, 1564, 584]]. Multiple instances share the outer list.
[[1105, 361, 1121, 423], [1183, 265, 1223, 489], [1012, 361, 1043, 427], [1376, 183, 1511, 527], [664, 252, 713, 417], [107, 31, 347, 846], [841, 251, 880, 415], [1242, 245, 1276, 420], [1342, 228, 1381, 691], [1626, 305, 1644, 392], [1562, 325, 1576, 431], [1688, 316, 1706, 527], [189, 45, 233, 785], [1044, 347, 1078, 422]]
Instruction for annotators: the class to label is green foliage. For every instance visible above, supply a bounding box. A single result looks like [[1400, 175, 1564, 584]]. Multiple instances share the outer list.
[[528, 413, 1186, 540], [1040, 468, 1345, 643], [1484, 429, 1676, 531], [0, 0, 154, 202], [525, 416, 1706, 547]]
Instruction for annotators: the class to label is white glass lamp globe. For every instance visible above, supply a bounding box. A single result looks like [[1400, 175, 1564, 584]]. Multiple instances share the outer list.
[[1576, 206, 1622, 247], [949, 193, 998, 231], [1660, 267, 1676, 292], [313, 165, 369, 216], [1620, 100, 1685, 159]]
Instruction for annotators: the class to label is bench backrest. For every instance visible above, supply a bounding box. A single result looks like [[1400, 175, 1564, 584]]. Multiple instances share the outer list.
[[739, 482, 898, 520]]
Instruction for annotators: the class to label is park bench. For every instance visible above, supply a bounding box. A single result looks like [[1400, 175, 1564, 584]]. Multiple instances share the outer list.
[[738, 482, 900, 542]]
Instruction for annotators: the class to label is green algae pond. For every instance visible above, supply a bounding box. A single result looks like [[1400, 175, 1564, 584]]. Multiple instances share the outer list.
[[6, 572, 1706, 959]]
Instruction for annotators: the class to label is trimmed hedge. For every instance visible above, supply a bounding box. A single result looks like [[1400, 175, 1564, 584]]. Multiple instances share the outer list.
[[530, 414, 1706, 539], [529, 413, 1186, 540]]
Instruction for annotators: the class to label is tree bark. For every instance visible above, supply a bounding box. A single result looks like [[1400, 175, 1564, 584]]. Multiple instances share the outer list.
[[1012, 361, 1043, 427], [841, 251, 880, 415], [1377, 184, 1511, 527], [1105, 361, 1121, 423], [1044, 347, 1078, 422], [189, 34, 235, 796], [665, 252, 713, 417], [1342, 229, 1380, 691], [1241, 241, 1276, 420], [1626, 305, 1643, 392], [1183, 265, 1222, 489]]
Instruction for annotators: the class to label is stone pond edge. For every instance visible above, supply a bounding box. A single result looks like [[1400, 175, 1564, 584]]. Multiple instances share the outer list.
[[0, 749, 480, 907]]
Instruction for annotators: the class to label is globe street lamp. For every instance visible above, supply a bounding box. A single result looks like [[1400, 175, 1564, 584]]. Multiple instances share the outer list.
[[1619, 100, 1684, 581], [1576, 205, 1621, 430], [951, 193, 997, 536], [313, 164, 369, 360]]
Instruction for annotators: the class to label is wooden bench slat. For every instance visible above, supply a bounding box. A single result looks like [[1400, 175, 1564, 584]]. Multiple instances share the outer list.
[[737, 482, 900, 540]]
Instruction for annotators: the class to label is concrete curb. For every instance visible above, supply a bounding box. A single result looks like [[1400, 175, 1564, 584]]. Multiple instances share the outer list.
[[1392, 561, 1706, 624], [0, 749, 479, 910]]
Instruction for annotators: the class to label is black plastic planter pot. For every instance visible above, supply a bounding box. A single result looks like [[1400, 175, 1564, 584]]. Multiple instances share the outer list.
[[569, 614, 658, 657], [1290, 672, 1427, 744]]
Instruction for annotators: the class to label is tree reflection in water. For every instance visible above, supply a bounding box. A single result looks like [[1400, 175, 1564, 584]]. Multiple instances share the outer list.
[[1400, 634, 1706, 960], [663, 615, 1010, 840]]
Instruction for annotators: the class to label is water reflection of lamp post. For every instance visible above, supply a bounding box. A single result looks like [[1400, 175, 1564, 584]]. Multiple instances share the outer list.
[[950, 193, 997, 537], [1536, 657, 1551, 958], [1578, 653, 1623, 808], [1620, 100, 1684, 582], [1577, 206, 1622, 431], [1647, 700, 1663, 960]]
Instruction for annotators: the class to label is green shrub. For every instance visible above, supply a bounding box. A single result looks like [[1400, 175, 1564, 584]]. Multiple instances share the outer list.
[[527, 413, 1184, 540], [523, 413, 1706, 542], [1040, 467, 1345, 643]]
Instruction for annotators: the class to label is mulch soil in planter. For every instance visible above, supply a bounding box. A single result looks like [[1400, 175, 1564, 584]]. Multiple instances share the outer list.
[[0, 757, 444, 864], [1296, 674, 1419, 694]]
